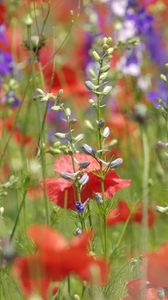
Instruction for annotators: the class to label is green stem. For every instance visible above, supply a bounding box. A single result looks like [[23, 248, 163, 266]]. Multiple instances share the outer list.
[[65, 112, 86, 231], [141, 128, 150, 300], [96, 57, 107, 257], [10, 189, 27, 241]]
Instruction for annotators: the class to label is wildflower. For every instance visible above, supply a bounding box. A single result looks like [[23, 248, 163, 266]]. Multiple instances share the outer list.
[[123, 279, 168, 300], [107, 200, 156, 227], [107, 200, 130, 226], [43, 154, 131, 209], [14, 225, 108, 299], [144, 242, 168, 288], [3, 91, 20, 108], [75, 201, 85, 213], [53, 154, 100, 174], [0, 50, 13, 77]]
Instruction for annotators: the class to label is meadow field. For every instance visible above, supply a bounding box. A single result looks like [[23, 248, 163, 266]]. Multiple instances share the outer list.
[[0, 1, 168, 299]]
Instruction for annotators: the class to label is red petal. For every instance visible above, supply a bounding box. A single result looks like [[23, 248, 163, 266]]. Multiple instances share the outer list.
[[28, 225, 67, 252], [132, 206, 156, 228], [53, 153, 99, 174], [14, 255, 51, 300], [42, 178, 77, 209], [84, 171, 131, 199], [145, 243, 168, 287], [71, 229, 94, 251], [107, 200, 130, 226]]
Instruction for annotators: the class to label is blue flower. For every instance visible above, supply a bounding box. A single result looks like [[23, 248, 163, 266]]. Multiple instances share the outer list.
[[75, 202, 85, 213]]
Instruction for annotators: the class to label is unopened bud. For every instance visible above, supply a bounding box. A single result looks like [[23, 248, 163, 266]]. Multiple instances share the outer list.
[[92, 50, 101, 62], [103, 85, 112, 95]]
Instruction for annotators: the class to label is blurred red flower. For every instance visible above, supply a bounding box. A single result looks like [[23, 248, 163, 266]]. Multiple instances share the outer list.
[[14, 225, 108, 300], [123, 279, 168, 300], [107, 200, 156, 228], [0, 3, 6, 24], [145, 242, 168, 288]]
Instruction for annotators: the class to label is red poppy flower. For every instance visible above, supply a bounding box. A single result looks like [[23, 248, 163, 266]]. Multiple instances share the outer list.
[[39, 47, 88, 103], [107, 113, 137, 140], [123, 279, 168, 300], [2, 116, 33, 146], [132, 205, 156, 228], [14, 225, 108, 299], [107, 200, 130, 226], [107, 200, 156, 228], [53, 154, 100, 174], [43, 154, 131, 209], [145, 242, 168, 288]]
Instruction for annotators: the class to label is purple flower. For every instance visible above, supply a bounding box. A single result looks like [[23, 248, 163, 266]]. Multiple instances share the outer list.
[[75, 202, 85, 213], [128, 8, 153, 35], [4, 91, 20, 108], [118, 47, 142, 76], [0, 24, 8, 44], [147, 81, 167, 108], [145, 29, 167, 65], [0, 51, 13, 77]]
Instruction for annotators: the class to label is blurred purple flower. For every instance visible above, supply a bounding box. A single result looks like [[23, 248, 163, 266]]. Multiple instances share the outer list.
[[0, 51, 13, 77], [147, 81, 167, 108], [0, 24, 7, 44], [118, 47, 142, 76], [4, 91, 20, 108], [128, 8, 153, 35]]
